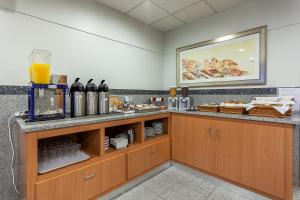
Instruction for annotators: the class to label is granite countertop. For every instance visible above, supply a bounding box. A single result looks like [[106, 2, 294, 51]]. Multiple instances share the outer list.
[[17, 110, 300, 133], [16, 110, 170, 133], [172, 110, 300, 125]]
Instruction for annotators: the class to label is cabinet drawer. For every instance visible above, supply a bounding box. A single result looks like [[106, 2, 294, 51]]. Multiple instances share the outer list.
[[149, 139, 170, 168], [36, 154, 126, 200], [127, 139, 170, 179], [82, 154, 126, 199], [36, 170, 83, 200]]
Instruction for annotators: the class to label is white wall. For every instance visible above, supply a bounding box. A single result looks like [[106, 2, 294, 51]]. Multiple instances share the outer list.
[[0, 0, 164, 89], [163, 0, 300, 89]]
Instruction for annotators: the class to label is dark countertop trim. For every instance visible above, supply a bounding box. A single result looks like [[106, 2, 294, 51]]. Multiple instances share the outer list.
[[17, 110, 300, 133]]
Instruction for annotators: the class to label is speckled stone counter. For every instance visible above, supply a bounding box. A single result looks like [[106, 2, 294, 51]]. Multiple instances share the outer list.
[[17, 110, 170, 133], [172, 110, 300, 126], [17, 110, 300, 133]]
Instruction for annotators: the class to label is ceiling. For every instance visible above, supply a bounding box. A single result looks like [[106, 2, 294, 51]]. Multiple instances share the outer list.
[[96, 0, 249, 32]]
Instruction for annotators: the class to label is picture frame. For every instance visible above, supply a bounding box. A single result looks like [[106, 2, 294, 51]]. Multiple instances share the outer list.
[[176, 26, 267, 87]]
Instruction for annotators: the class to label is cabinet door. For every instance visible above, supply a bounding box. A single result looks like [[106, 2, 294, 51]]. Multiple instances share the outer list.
[[214, 119, 291, 199], [81, 153, 126, 200], [36, 154, 126, 200], [127, 139, 170, 179], [149, 139, 170, 168], [171, 114, 215, 172], [127, 146, 150, 179], [36, 170, 84, 200]]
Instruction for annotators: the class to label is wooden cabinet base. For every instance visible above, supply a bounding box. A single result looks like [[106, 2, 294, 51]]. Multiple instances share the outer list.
[[127, 139, 170, 179], [171, 114, 293, 200], [21, 113, 294, 200], [36, 154, 126, 200]]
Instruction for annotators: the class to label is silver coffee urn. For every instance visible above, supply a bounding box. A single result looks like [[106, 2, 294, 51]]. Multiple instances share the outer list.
[[70, 78, 86, 117], [85, 79, 98, 115], [178, 87, 191, 110], [167, 87, 178, 110], [98, 80, 109, 114]]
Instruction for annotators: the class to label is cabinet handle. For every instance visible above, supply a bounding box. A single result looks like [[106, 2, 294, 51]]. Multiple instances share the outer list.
[[208, 127, 212, 137], [216, 128, 221, 140], [84, 174, 95, 181], [148, 151, 155, 155]]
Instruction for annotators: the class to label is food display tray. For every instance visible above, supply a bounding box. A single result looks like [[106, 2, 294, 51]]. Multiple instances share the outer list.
[[220, 106, 247, 115], [198, 106, 219, 113], [248, 106, 292, 118]]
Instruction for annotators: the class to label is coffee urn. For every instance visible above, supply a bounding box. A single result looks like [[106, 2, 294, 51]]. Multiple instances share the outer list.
[[85, 79, 98, 115], [98, 80, 109, 114], [178, 87, 191, 110], [167, 87, 178, 110], [70, 78, 86, 117]]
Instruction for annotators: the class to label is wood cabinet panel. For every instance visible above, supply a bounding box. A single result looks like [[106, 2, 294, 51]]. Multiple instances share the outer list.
[[127, 139, 170, 179], [36, 154, 126, 200], [149, 139, 170, 168], [81, 154, 126, 200], [171, 114, 293, 200], [36, 170, 83, 200], [171, 114, 215, 172], [214, 120, 291, 199], [127, 146, 150, 179]]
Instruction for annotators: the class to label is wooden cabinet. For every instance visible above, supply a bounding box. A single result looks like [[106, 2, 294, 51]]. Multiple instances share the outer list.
[[22, 114, 171, 200], [36, 169, 83, 200], [171, 114, 293, 200], [171, 114, 215, 172], [81, 154, 126, 199], [22, 112, 293, 200], [214, 120, 290, 199], [127, 146, 150, 179], [36, 154, 126, 200], [127, 139, 170, 179], [149, 139, 170, 167]]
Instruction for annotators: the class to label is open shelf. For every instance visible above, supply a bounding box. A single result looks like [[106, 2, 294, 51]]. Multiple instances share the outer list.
[[37, 129, 101, 175], [104, 122, 142, 154], [144, 117, 169, 141]]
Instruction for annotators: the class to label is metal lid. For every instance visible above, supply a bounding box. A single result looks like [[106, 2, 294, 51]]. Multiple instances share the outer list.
[[85, 79, 97, 92], [98, 80, 109, 92], [70, 78, 84, 92], [181, 87, 189, 97]]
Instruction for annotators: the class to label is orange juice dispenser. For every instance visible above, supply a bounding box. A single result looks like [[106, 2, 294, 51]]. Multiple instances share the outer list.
[[29, 49, 51, 84]]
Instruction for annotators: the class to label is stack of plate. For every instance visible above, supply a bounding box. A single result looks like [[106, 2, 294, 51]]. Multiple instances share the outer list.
[[104, 136, 109, 151]]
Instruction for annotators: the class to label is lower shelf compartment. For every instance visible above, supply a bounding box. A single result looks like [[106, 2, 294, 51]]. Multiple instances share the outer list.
[[38, 150, 90, 174], [145, 134, 168, 142], [105, 142, 140, 155]]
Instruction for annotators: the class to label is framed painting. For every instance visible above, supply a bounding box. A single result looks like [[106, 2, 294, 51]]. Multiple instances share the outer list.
[[176, 26, 267, 87]]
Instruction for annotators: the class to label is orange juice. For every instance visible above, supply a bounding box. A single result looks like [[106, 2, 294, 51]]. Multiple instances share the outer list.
[[29, 63, 50, 84]]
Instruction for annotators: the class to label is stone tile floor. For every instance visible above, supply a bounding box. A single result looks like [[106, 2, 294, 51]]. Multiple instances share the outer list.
[[113, 167, 300, 200]]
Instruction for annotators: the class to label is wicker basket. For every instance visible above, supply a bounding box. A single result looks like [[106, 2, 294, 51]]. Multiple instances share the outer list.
[[198, 106, 219, 113], [248, 105, 292, 118], [220, 106, 246, 115]]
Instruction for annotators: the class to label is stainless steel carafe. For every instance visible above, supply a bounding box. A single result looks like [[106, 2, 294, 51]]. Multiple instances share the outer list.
[[85, 79, 98, 115], [178, 87, 191, 110], [168, 87, 178, 110], [168, 97, 178, 110], [98, 80, 109, 114], [178, 97, 191, 110], [70, 78, 86, 117]]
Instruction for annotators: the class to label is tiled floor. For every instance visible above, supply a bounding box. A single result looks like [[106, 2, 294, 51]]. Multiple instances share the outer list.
[[113, 167, 300, 200]]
